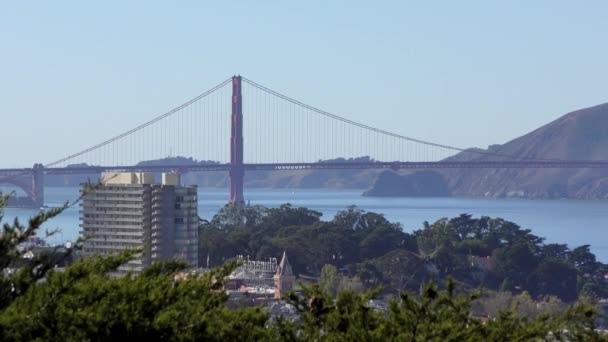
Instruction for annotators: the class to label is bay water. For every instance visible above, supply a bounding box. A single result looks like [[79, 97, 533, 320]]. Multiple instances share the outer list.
[[3, 187, 607, 261]]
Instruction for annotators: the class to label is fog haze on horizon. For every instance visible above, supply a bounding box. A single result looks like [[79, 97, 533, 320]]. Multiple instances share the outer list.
[[2, 1, 608, 168]]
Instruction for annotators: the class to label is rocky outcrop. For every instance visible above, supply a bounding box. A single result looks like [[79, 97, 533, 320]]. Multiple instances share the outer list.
[[363, 170, 450, 197]]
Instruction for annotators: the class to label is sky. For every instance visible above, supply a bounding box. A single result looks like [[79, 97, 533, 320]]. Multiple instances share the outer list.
[[1, 1, 608, 167]]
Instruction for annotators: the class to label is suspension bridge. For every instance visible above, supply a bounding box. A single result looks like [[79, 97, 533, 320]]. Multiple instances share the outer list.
[[2, 75, 607, 208]]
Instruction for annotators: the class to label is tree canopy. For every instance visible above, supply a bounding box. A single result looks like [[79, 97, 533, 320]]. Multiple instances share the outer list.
[[200, 206, 608, 302]]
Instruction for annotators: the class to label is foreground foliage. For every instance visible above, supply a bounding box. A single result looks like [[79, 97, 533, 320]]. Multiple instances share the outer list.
[[1, 194, 607, 340], [0, 256, 270, 341], [277, 280, 604, 341]]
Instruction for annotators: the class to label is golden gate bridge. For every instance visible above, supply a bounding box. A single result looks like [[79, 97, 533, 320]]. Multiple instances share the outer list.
[[2, 76, 607, 208]]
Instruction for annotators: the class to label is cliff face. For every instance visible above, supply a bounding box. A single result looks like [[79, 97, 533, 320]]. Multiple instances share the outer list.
[[366, 102, 608, 199], [363, 170, 449, 197]]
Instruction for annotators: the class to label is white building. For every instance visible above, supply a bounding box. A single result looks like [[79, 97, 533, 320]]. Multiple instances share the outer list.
[[80, 172, 198, 274]]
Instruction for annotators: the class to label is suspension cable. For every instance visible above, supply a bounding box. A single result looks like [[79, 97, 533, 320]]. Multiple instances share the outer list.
[[242, 77, 525, 160], [44, 78, 232, 168]]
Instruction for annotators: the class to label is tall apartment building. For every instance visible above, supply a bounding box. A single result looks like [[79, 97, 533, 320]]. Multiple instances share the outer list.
[[80, 172, 198, 274]]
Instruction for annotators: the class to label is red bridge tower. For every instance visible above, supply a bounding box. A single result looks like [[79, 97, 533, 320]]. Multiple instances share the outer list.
[[229, 75, 245, 204]]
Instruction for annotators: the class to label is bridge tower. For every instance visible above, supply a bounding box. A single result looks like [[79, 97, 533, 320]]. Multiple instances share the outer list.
[[32, 163, 44, 207], [229, 75, 245, 204]]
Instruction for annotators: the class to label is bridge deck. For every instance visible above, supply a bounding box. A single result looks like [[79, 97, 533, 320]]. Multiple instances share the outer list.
[[0, 160, 604, 176]]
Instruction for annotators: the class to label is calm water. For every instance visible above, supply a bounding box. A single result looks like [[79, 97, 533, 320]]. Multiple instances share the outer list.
[[3, 187, 608, 261]]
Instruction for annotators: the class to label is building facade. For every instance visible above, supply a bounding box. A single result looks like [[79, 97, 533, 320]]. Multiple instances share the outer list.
[[274, 251, 295, 299], [80, 172, 198, 274], [222, 252, 296, 305]]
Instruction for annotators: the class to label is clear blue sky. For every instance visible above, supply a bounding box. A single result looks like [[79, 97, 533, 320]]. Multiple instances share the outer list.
[[2, 1, 607, 167]]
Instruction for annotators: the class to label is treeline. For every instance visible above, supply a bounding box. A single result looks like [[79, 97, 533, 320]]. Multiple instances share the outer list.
[[200, 204, 608, 302]]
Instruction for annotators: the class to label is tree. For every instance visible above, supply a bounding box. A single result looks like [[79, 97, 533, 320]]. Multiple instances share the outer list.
[[209, 203, 247, 230], [492, 242, 538, 289], [542, 243, 571, 260], [198, 224, 239, 267], [0, 193, 72, 310], [367, 249, 430, 293], [333, 205, 366, 230], [570, 245, 601, 276], [319, 264, 340, 297], [449, 213, 477, 240], [356, 262, 383, 288], [263, 204, 322, 228], [415, 219, 468, 276], [529, 258, 578, 302], [414, 219, 458, 257], [359, 224, 416, 260]]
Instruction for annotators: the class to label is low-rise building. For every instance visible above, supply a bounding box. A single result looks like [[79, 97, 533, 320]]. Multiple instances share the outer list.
[[224, 252, 296, 304]]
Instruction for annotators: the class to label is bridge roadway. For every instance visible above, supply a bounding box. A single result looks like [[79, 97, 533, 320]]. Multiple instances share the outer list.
[[1, 160, 607, 175], [2, 160, 607, 208]]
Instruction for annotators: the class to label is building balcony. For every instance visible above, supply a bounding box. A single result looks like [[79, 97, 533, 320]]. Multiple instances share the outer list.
[[86, 239, 144, 245], [83, 194, 145, 201], [80, 205, 143, 211], [92, 189, 145, 195], [81, 205, 145, 211]]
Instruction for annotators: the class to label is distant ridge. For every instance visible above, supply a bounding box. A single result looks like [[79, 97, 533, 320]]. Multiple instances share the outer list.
[[367, 102, 608, 199]]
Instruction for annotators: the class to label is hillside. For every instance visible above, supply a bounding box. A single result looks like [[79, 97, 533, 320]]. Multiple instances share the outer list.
[[367, 102, 608, 199]]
